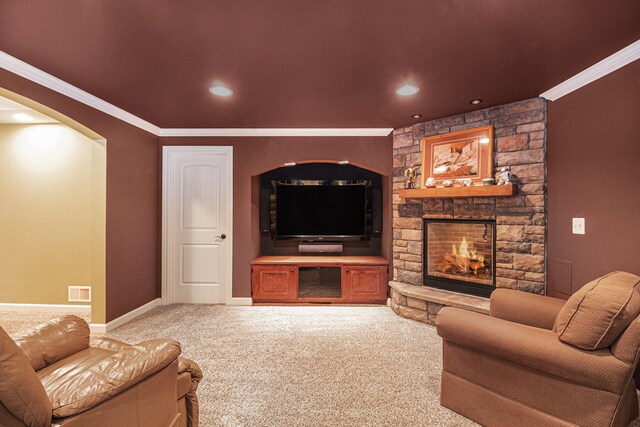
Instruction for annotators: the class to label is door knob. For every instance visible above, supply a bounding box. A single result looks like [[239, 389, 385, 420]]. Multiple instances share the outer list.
[[217, 234, 227, 240]]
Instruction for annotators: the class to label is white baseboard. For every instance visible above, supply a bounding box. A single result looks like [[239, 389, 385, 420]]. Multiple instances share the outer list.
[[227, 297, 253, 306], [89, 323, 107, 334], [89, 297, 250, 333], [0, 303, 91, 313], [89, 298, 161, 334]]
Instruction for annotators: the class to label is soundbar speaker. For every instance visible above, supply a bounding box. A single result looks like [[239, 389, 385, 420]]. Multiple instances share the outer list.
[[260, 189, 271, 233], [372, 189, 382, 234], [299, 243, 343, 254]]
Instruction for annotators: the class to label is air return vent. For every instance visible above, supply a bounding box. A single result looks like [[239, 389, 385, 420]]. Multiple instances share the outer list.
[[68, 286, 91, 302]]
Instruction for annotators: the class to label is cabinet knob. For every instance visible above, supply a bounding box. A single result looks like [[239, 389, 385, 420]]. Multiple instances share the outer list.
[[346, 268, 350, 272], [290, 268, 294, 272]]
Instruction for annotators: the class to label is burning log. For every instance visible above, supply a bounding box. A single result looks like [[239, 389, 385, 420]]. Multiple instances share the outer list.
[[469, 260, 484, 271], [437, 236, 492, 279], [438, 261, 453, 273]]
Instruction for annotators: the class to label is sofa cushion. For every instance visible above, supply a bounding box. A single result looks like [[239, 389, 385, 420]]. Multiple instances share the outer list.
[[554, 271, 640, 350], [0, 326, 52, 427]]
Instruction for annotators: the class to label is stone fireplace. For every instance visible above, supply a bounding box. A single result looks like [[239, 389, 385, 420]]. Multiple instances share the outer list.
[[424, 219, 496, 297], [389, 97, 547, 324]]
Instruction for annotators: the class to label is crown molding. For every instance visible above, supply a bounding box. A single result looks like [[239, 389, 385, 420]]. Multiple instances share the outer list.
[[0, 51, 393, 137], [159, 128, 393, 137], [7, 40, 638, 135], [540, 39, 640, 101], [0, 51, 161, 135]]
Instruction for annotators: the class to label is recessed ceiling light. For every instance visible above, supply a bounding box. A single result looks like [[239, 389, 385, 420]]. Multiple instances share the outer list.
[[12, 112, 34, 122], [412, 114, 422, 119], [479, 138, 490, 144], [470, 99, 482, 105], [209, 84, 233, 97], [284, 162, 297, 167], [395, 83, 420, 97], [338, 160, 350, 165]]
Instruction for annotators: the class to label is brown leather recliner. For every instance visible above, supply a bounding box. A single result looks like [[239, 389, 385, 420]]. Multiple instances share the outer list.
[[0, 315, 202, 427], [436, 271, 640, 427]]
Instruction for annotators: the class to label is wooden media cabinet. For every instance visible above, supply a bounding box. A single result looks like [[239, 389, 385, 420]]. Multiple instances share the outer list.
[[251, 256, 389, 304]]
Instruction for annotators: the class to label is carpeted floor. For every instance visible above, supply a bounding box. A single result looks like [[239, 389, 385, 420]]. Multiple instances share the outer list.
[[3, 305, 640, 426], [108, 305, 475, 426], [1, 305, 474, 426]]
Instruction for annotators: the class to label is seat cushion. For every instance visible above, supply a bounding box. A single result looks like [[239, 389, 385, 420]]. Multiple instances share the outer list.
[[554, 271, 640, 350], [0, 326, 52, 427]]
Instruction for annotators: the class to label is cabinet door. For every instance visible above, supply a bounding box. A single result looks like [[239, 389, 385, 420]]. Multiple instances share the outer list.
[[342, 265, 388, 303], [252, 265, 298, 302]]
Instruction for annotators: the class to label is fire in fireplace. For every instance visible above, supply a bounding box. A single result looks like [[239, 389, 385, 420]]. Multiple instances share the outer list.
[[424, 219, 496, 297]]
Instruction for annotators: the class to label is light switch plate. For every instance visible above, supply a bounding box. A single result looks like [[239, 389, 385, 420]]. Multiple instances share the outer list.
[[572, 218, 585, 235]]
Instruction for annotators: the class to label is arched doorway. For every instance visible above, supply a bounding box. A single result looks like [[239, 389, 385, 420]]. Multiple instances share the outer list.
[[0, 89, 106, 325]]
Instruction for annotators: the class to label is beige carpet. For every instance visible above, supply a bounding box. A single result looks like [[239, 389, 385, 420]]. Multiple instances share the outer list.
[[108, 305, 474, 426], [3, 306, 640, 426]]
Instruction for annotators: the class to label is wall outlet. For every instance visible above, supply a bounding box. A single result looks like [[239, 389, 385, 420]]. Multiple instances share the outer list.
[[68, 286, 91, 302], [572, 218, 585, 235]]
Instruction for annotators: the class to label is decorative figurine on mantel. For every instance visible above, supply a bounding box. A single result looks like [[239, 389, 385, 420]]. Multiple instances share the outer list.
[[404, 164, 419, 189], [425, 177, 437, 188], [496, 167, 512, 185], [442, 180, 454, 188], [457, 178, 472, 187]]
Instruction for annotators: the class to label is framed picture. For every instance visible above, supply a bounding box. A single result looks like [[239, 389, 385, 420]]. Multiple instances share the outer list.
[[421, 125, 493, 184]]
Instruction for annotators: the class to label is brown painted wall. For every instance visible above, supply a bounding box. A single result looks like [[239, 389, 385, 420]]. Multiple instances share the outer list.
[[160, 136, 393, 297], [0, 69, 160, 322], [547, 60, 640, 298]]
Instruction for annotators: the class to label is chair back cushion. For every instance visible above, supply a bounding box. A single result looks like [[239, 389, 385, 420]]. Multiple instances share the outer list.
[[554, 271, 640, 350], [0, 326, 52, 426], [13, 315, 90, 371]]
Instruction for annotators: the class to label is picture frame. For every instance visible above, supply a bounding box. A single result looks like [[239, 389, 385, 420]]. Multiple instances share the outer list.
[[421, 125, 494, 185]]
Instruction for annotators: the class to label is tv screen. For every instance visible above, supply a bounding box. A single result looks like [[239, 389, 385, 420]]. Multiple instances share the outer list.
[[275, 184, 367, 238]]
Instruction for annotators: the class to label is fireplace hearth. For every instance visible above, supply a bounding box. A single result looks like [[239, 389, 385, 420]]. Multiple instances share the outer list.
[[424, 219, 496, 297]]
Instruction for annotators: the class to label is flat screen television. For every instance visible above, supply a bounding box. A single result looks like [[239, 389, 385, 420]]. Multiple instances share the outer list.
[[274, 183, 368, 239]]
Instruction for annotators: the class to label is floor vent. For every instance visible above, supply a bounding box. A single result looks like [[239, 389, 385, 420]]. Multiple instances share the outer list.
[[68, 286, 91, 302]]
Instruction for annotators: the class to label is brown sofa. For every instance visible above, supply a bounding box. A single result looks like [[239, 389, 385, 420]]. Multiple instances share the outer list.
[[0, 315, 202, 427], [436, 271, 640, 427]]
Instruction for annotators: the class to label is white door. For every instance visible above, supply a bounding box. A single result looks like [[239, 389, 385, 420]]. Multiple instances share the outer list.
[[163, 147, 232, 304]]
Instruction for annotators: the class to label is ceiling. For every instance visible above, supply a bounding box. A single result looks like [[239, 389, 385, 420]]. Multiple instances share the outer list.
[[0, 1, 638, 129], [0, 95, 58, 124]]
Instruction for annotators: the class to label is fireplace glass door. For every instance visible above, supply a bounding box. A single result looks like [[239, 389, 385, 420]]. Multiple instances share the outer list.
[[424, 219, 496, 297]]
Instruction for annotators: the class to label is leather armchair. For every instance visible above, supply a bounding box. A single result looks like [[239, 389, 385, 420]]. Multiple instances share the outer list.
[[0, 315, 202, 427], [436, 286, 640, 427]]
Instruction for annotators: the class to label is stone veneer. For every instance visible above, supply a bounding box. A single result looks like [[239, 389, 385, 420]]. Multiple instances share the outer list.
[[391, 97, 547, 322]]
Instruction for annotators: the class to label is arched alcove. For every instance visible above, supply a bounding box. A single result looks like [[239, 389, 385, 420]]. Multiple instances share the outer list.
[[255, 161, 384, 257]]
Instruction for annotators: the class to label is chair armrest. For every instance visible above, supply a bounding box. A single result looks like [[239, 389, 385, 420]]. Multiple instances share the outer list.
[[436, 307, 631, 394], [178, 357, 203, 394], [490, 289, 566, 330], [92, 336, 130, 352], [178, 357, 203, 427], [47, 339, 181, 418]]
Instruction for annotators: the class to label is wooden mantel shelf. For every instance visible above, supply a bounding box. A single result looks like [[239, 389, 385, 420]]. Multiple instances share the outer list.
[[399, 184, 517, 199]]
